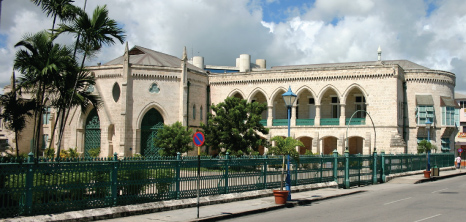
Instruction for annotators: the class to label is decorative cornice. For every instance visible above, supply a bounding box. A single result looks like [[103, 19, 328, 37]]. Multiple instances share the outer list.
[[132, 73, 179, 81], [97, 73, 122, 79], [210, 72, 395, 86]]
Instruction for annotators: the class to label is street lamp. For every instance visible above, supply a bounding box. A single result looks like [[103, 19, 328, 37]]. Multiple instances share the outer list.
[[426, 119, 432, 173], [282, 86, 297, 200]]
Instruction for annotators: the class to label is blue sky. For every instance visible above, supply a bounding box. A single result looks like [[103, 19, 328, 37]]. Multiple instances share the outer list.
[[1, 0, 466, 93], [260, 0, 315, 23]]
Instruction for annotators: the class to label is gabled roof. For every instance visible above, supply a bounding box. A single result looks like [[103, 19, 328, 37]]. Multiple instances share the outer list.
[[271, 60, 430, 71], [104, 45, 204, 72]]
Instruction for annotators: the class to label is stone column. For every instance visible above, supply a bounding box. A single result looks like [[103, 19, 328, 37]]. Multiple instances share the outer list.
[[312, 132, 319, 154], [291, 105, 297, 127], [267, 106, 273, 126], [340, 104, 346, 126], [315, 105, 321, 126]]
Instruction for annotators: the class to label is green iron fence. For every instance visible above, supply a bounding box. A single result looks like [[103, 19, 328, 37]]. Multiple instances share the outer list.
[[0, 152, 454, 218]]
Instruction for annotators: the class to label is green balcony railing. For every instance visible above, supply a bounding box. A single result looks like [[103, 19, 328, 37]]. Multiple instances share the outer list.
[[346, 118, 366, 125], [296, 119, 315, 126], [272, 119, 288, 126], [259, 119, 267, 126], [321, 118, 340, 125]]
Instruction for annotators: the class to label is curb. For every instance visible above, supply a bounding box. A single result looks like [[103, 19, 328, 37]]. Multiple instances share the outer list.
[[414, 171, 466, 184], [5, 182, 338, 222], [192, 190, 366, 222]]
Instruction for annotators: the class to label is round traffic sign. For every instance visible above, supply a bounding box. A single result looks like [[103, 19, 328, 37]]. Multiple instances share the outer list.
[[459, 148, 463, 153], [193, 132, 205, 147]]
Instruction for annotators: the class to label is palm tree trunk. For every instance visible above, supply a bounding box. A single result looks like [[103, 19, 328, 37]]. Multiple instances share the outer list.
[[15, 130, 19, 157], [56, 106, 67, 158], [51, 13, 57, 35], [48, 107, 62, 150]]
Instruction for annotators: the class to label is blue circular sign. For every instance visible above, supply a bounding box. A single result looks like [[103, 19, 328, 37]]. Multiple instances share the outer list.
[[459, 148, 463, 153], [193, 132, 205, 147]]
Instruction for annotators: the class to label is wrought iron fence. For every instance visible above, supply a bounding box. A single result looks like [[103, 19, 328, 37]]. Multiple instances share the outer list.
[[0, 152, 454, 218]]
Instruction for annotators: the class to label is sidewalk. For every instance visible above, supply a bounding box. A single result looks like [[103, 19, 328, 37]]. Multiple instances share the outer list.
[[5, 167, 465, 222]]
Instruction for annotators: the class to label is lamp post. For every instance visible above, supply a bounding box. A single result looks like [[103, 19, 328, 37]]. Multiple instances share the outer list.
[[282, 86, 297, 201], [426, 119, 432, 173]]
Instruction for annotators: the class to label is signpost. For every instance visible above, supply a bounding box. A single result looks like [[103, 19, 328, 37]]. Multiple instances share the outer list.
[[193, 132, 205, 218]]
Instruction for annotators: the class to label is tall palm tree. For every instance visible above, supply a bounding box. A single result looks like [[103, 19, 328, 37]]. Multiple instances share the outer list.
[[54, 4, 126, 66], [31, 0, 80, 33], [53, 4, 124, 152], [0, 72, 36, 157], [14, 30, 75, 157], [51, 65, 101, 156]]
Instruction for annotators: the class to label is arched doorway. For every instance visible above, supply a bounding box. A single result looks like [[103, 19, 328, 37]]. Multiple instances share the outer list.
[[140, 108, 164, 157], [84, 108, 101, 157], [348, 137, 364, 154], [298, 137, 312, 154], [323, 136, 338, 154]]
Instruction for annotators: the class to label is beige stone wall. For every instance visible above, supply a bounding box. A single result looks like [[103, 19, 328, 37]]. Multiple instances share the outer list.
[[3, 59, 455, 157]]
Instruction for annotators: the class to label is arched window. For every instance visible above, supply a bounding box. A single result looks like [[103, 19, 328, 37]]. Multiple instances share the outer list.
[[193, 105, 196, 120], [200, 106, 203, 120]]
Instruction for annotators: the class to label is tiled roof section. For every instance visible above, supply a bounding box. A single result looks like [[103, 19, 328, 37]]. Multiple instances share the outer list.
[[271, 60, 430, 71], [455, 92, 466, 100], [104, 45, 204, 72], [416, 95, 434, 106]]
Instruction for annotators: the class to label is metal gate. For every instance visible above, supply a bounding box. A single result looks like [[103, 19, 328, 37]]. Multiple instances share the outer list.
[[140, 108, 164, 157], [84, 109, 100, 157]]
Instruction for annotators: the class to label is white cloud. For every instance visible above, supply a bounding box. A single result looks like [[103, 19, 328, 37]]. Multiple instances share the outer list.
[[1, 0, 466, 93]]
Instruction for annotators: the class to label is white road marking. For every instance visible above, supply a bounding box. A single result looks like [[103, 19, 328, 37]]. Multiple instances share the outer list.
[[383, 197, 412, 205], [414, 214, 442, 222], [431, 188, 448, 193]]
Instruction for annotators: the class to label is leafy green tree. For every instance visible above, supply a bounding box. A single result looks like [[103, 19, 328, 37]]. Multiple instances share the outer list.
[[201, 97, 269, 155], [154, 121, 193, 156], [268, 136, 303, 161], [417, 140, 438, 154]]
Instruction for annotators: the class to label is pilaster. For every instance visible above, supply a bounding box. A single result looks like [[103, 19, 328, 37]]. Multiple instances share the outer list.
[[315, 105, 321, 126], [340, 104, 346, 126]]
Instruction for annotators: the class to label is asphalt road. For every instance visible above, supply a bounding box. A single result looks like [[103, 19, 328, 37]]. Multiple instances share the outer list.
[[223, 175, 466, 222]]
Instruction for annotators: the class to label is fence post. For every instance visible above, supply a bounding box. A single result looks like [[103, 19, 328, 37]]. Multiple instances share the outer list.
[[176, 152, 181, 199], [224, 152, 229, 194], [293, 156, 298, 186], [24, 152, 34, 215], [333, 150, 338, 184], [111, 152, 118, 206], [344, 150, 350, 189], [381, 151, 386, 182], [320, 154, 324, 183], [372, 151, 377, 185], [263, 154, 268, 189]]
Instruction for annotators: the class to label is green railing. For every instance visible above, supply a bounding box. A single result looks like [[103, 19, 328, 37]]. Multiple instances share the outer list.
[[272, 119, 288, 126], [0, 152, 454, 218], [346, 118, 366, 125], [259, 119, 267, 126], [321, 118, 340, 125], [296, 119, 315, 126]]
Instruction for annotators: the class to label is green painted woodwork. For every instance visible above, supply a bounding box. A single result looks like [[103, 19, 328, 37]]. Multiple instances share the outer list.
[[321, 118, 339, 125], [272, 119, 288, 126], [296, 119, 315, 126], [0, 153, 454, 218], [84, 109, 100, 157], [140, 108, 164, 157], [259, 119, 267, 126], [345, 118, 366, 125]]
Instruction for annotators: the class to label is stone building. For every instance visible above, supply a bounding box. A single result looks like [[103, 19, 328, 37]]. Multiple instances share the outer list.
[[1, 44, 458, 157]]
